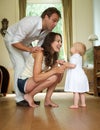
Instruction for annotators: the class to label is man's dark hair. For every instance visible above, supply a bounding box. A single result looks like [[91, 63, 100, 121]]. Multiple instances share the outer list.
[[41, 7, 61, 19]]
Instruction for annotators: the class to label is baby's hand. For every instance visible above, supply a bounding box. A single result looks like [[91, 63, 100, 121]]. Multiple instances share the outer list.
[[56, 59, 66, 66]]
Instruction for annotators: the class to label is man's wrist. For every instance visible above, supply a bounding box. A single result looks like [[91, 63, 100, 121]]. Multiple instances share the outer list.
[[27, 47, 32, 53]]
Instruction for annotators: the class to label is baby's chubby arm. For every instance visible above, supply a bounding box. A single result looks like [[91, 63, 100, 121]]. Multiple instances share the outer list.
[[56, 59, 76, 69]]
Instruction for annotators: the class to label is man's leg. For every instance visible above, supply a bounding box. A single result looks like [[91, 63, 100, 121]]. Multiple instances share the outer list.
[[4, 34, 29, 106], [6, 45, 28, 106], [4, 39, 40, 106]]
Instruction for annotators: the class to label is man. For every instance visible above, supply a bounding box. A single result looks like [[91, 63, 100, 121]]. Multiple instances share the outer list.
[[4, 7, 61, 106]]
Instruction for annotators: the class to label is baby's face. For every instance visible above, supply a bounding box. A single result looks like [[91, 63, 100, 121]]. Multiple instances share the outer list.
[[70, 46, 76, 54]]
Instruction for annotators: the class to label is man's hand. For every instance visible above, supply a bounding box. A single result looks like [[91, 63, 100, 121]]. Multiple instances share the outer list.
[[12, 42, 43, 53], [30, 46, 43, 53]]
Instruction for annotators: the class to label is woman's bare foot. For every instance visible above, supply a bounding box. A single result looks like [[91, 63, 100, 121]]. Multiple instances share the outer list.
[[44, 100, 59, 107], [24, 94, 39, 108], [69, 105, 79, 109]]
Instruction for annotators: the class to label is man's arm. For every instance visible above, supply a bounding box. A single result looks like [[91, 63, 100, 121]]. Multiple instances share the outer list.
[[12, 42, 43, 53]]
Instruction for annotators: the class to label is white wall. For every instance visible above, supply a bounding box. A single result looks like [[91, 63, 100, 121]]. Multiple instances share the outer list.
[[0, 0, 19, 93], [72, 0, 93, 49], [0, 0, 94, 92], [0, 0, 19, 68]]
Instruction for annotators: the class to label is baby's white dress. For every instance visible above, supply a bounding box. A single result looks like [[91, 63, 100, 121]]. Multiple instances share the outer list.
[[64, 53, 89, 93]]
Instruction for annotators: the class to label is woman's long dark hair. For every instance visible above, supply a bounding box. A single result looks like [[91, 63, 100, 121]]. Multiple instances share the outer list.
[[41, 32, 62, 67]]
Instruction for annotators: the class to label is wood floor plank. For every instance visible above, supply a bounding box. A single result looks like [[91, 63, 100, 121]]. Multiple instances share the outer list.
[[0, 93, 100, 130]]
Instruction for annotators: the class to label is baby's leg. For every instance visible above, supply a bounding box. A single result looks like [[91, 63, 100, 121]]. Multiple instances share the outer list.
[[70, 92, 79, 109], [79, 93, 86, 107]]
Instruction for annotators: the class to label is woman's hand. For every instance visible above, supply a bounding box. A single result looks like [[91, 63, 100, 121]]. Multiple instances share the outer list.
[[52, 65, 66, 74], [56, 59, 66, 66]]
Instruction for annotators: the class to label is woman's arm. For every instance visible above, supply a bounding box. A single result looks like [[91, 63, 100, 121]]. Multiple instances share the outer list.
[[33, 51, 65, 83]]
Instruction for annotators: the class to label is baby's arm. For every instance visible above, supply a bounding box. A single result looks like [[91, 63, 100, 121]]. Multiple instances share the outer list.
[[56, 60, 76, 69], [63, 62, 76, 68]]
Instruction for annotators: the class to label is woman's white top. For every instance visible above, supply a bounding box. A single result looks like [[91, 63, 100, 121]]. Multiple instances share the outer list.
[[64, 53, 89, 93], [19, 54, 45, 79]]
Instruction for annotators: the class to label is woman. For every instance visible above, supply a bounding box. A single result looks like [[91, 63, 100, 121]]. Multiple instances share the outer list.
[[17, 32, 74, 108]]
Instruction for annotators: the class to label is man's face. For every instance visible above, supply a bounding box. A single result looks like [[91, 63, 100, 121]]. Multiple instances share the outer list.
[[45, 13, 60, 31]]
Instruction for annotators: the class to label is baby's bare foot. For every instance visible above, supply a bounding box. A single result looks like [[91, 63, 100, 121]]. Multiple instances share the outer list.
[[80, 105, 86, 108], [69, 105, 79, 109]]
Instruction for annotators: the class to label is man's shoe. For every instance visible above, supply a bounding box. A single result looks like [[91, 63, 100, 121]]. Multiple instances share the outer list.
[[16, 100, 29, 107], [34, 100, 40, 105], [16, 100, 40, 107]]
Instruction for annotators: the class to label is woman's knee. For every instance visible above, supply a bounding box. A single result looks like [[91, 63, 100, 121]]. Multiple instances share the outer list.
[[48, 75, 58, 83]]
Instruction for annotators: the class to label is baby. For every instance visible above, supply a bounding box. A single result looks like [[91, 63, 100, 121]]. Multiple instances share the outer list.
[[64, 42, 89, 109]]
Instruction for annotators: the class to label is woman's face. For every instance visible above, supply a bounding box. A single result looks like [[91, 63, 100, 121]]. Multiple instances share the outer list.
[[51, 35, 62, 53]]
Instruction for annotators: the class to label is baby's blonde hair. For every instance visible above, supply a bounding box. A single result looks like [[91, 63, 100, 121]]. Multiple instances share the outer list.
[[73, 42, 86, 56]]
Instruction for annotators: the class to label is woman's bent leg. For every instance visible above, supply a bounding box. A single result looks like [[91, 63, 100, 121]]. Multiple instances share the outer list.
[[44, 75, 62, 107], [44, 82, 58, 107], [24, 75, 59, 107]]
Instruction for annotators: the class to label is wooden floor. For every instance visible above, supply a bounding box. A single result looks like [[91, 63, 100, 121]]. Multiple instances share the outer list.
[[0, 92, 100, 130]]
